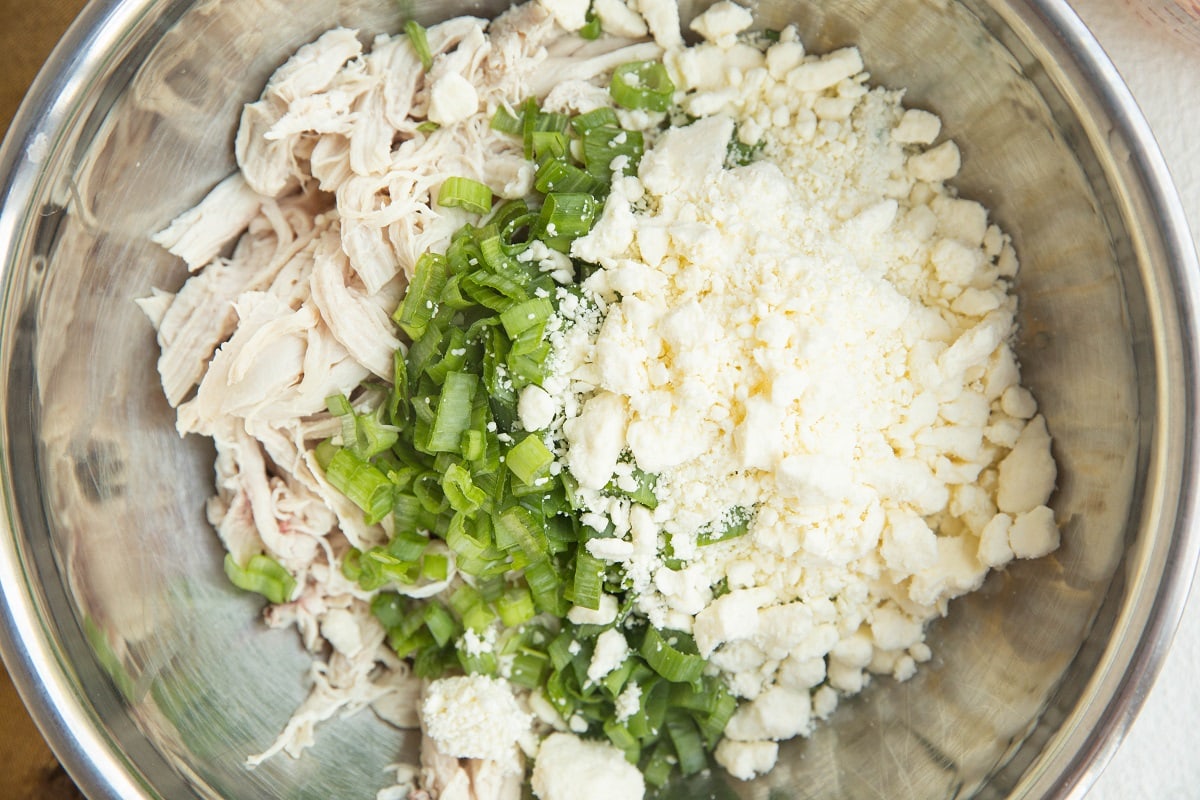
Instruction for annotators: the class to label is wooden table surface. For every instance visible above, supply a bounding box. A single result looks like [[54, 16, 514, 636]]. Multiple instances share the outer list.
[[1, 3, 91, 796]]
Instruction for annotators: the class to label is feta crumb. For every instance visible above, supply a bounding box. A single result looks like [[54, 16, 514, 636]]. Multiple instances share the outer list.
[[532, 733, 644, 800], [715, 738, 778, 781], [421, 676, 531, 773]]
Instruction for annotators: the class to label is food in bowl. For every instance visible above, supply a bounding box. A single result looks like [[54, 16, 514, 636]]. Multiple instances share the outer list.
[[139, 0, 1059, 796]]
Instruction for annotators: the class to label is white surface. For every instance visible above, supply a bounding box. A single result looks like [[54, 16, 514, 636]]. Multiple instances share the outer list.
[[1064, 1, 1200, 797]]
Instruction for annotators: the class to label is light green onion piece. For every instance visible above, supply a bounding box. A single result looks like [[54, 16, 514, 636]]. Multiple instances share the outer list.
[[388, 529, 429, 562], [441, 462, 488, 515], [496, 585, 537, 626], [522, 98, 539, 159], [535, 158, 603, 194], [610, 60, 675, 112], [323, 449, 394, 523], [421, 552, 449, 582], [423, 602, 460, 647], [499, 297, 554, 338], [494, 506, 547, 561], [425, 371, 478, 453], [223, 553, 296, 605], [393, 252, 449, 340], [462, 598, 498, 632], [571, 106, 620, 135], [697, 505, 753, 546], [505, 434, 555, 485], [406, 20, 434, 71], [532, 130, 568, 159], [538, 192, 599, 242], [491, 104, 524, 135], [438, 176, 494, 215], [640, 627, 706, 685], [582, 126, 644, 177], [508, 652, 550, 689], [579, 9, 602, 40], [572, 550, 605, 611], [524, 559, 562, 614]]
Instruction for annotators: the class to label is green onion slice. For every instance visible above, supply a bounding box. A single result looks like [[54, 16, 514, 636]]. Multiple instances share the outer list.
[[610, 60, 675, 112], [405, 20, 434, 71], [223, 553, 297, 605], [438, 177, 494, 215]]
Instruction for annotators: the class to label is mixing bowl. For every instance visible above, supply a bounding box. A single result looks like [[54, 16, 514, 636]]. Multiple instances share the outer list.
[[1, 0, 1197, 798]]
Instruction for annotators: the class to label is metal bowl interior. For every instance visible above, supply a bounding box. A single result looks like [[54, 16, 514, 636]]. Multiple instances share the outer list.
[[0, 0, 1197, 798]]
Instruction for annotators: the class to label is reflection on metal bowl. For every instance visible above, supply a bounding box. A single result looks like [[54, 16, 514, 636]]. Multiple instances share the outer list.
[[0, 1, 1197, 799]]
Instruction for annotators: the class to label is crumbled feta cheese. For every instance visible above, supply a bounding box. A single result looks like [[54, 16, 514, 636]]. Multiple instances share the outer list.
[[587, 628, 630, 682], [567, 593, 619, 626], [421, 676, 532, 773], [715, 738, 779, 780], [532, 733, 645, 800]]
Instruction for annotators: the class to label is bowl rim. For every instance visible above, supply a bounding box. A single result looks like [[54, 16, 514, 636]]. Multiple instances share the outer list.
[[0, 1, 1197, 799]]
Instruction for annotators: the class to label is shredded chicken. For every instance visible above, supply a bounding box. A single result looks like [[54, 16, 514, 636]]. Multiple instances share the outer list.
[[142, 3, 664, 797]]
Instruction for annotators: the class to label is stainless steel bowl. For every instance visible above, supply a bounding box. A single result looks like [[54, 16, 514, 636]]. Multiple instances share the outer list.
[[1, 1, 1197, 798]]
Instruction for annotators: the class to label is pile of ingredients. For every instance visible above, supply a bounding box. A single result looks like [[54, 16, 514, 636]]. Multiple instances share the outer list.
[[139, 0, 1059, 797]]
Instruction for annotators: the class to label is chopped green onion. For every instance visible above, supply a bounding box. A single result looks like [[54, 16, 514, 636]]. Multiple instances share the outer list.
[[491, 104, 524, 135], [421, 552, 450, 582], [579, 9, 602, 40], [424, 371, 478, 453], [583, 126, 644, 177], [424, 602, 460, 647], [223, 553, 296, 605], [499, 296, 554, 338], [323, 448, 394, 523], [522, 98, 539, 160], [572, 107, 620, 135], [665, 712, 707, 776], [535, 158, 604, 194], [441, 462, 488, 515], [406, 20, 434, 71], [509, 651, 550, 689], [538, 192, 599, 242], [505, 434, 555, 485], [611, 60, 676, 112], [572, 550, 605, 611], [496, 584, 537, 626], [494, 506, 547, 562], [393, 252, 449, 340], [696, 506, 754, 546], [532, 130, 569, 159], [417, 120, 440, 134], [388, 528, 429, 563], [640, 627, 706, 685], [438, 177, 494, 215]]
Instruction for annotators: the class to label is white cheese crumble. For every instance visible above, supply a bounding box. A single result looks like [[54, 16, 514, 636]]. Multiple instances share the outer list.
[[421, 675, 532, 773], [531, 732, 645, 800]]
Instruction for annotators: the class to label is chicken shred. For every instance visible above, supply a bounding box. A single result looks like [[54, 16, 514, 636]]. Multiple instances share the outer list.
[[142, 3, 660, 797]]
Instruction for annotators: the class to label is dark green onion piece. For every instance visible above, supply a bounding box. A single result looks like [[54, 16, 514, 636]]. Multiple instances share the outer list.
[[640, 627, 706, 685]]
